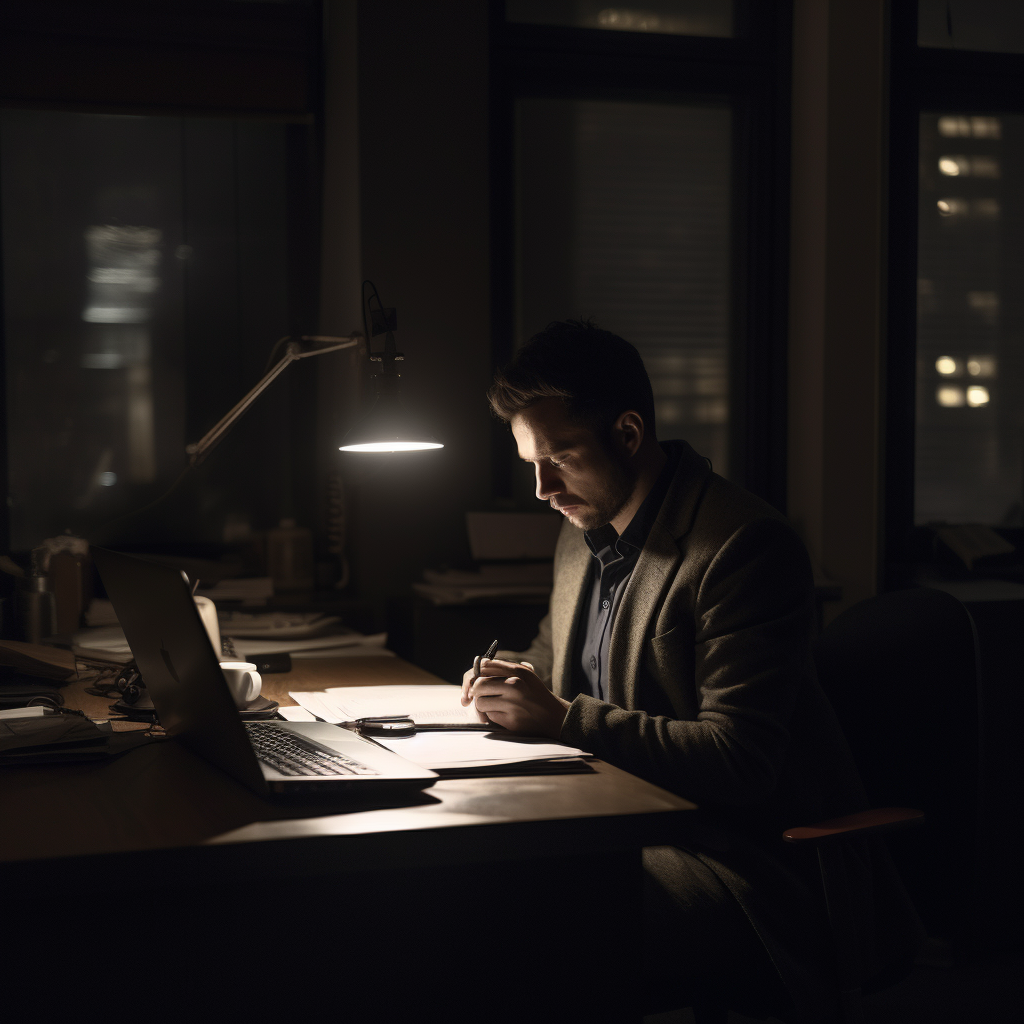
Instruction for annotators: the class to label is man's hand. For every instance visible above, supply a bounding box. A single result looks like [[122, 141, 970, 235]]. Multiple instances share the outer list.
[[460, 659, 570, 738]]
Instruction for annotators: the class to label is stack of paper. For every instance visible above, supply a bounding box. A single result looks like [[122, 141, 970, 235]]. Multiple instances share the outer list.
[[217, 610, 342, 639], [372, 730, 587, 773], [285, 684, 590, 775], [289, 684, 484, 726], [231, 632, 392, 661], [70, 624, 391, 663]]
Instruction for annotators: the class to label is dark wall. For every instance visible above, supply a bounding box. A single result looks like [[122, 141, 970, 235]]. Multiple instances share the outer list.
[[349, 0, 494, 610]]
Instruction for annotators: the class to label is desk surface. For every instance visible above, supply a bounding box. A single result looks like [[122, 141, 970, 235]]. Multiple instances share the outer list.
[[1, 656, 695, 888]]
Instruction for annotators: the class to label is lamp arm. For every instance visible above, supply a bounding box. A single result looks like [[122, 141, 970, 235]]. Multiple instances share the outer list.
[[185, 335, 361, 465]]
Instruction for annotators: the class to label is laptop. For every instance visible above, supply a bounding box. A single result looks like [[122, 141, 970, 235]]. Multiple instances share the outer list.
[[93, 548, 437, 796]]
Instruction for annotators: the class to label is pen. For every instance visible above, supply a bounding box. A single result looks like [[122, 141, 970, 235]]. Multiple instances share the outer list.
[[473, 639, 499, 678]]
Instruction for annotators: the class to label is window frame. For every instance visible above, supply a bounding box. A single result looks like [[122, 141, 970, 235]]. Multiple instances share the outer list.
[[885, 1, 1024, 583], [488, 0, 793, 508]]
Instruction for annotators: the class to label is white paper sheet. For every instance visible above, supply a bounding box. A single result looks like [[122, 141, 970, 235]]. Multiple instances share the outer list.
[[371, 730, 586, 768], [287, 690, 347, 723], [323, 683, 481, 726]]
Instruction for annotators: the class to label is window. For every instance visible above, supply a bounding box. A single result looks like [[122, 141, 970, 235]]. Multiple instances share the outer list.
[[1, 110, 314, 550], [918, 0, 1024, 54], [886, 2, 1024, 577], [915, 113, 1023, 526], [0, 1, 321, 554], [516, 98, 732, 473], [493, 1, 791, 506]]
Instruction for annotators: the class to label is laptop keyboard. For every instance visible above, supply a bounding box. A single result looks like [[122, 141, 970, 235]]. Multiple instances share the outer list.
[[245, 722, 379, 777]]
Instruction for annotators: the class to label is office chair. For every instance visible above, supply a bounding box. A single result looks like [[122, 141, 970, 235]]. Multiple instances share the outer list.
[[693, 587, 978, 1024]]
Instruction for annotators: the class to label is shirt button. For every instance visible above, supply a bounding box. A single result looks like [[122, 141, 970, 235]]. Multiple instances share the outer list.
[[602, 599, 610, 609], [589, 655, 597, 670]]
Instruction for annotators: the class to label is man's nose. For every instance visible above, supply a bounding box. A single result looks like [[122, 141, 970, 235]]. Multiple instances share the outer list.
[[535, 463, 562, 500]]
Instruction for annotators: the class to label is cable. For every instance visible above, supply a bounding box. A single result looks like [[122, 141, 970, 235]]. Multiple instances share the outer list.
[[362, 280, 388, 346]]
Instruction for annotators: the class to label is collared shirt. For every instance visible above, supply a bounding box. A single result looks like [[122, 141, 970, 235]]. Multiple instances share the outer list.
[[573, 445, 679, 702]]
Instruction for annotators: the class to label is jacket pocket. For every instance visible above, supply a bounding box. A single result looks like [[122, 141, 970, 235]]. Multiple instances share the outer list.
[[650, 623, 680, 643], [644, 624, 699, 718]]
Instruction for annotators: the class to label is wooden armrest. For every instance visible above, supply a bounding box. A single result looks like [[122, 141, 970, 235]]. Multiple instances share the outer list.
[[783, 807, 925, 845]]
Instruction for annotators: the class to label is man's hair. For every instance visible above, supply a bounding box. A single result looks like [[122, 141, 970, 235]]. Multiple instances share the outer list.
[[488, 319, 656, 439]]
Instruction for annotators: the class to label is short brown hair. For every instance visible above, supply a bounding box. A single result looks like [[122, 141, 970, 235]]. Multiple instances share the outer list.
[[488, 319, 656, 438]]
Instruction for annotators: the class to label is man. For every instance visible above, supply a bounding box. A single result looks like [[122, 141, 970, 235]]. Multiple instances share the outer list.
[[462, 321, 919, 1020]]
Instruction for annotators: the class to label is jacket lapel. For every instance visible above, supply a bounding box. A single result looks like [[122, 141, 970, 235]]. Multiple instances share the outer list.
[[607, 442, 711, 709], [608, 521, 680, 708], [550, 524, 590, 699]]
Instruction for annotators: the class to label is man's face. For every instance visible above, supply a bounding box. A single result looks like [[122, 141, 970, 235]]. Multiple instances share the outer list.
[[511, 397, 635, 532]]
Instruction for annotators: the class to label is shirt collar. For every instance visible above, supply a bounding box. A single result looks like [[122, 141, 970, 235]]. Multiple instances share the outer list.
[[584, 442, 680, 560]]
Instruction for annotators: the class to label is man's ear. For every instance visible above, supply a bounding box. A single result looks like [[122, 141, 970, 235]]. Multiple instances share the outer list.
[[613, 411, 644, 456]]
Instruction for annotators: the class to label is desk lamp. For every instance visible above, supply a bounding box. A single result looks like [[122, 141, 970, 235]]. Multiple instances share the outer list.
[[339, 281, 444, 453], [185, 281, 443, 464]]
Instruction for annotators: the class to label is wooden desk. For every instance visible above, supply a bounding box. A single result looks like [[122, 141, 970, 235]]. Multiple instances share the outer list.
[[1, 657, 694, 1024]]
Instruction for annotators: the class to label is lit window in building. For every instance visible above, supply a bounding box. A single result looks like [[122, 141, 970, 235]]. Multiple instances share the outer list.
[[939, 155, 1001, 177], [938, 115, 1002, 139], [936, 386, 966, 407], [966, 355, 996, 377], [965, 386, 991, 407], [936, 198, 967, 217], [935, 356, 959, 375]]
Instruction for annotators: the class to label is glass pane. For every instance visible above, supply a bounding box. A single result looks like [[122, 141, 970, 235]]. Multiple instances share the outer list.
[[1, 110, 295, 550], [516, 98, 732, 477], [506, 0, 732, 38], [915, 112, 1024, 526], [918, 0, 1024, 54]]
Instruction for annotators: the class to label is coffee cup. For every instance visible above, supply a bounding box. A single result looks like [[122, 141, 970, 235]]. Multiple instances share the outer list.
[[219, 661, 262, 707]]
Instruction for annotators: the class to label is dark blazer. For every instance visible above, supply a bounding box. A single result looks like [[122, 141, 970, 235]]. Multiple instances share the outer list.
[[506, 440, 920, 1018]]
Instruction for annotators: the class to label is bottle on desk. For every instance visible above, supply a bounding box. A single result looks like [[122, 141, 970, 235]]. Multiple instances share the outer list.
[[48, 549, 93, 635], [20, 573, 56, 644], [266, 518, 314, 592]]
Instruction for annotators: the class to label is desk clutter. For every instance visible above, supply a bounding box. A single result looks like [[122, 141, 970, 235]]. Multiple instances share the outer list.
[[285, 683, 592, 777], [0, 706, 162, 764], [75, 603, 392, 664]]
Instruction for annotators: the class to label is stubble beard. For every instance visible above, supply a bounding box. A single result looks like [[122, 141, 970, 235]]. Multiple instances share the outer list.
[[557, 455, 636, 532]]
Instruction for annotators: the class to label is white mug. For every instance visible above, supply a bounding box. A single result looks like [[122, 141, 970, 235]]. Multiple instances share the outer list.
[[219, 661, 262, 708]]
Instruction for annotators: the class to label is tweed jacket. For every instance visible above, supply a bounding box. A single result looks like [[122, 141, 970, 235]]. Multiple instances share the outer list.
[[506, 440, 920, 1018]]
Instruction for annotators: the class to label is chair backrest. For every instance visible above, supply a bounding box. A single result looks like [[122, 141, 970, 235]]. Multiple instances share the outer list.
[[812, 587, 980, 935]]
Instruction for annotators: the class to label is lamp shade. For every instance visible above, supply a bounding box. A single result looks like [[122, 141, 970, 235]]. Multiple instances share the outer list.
[[339, 375, 443, 453]]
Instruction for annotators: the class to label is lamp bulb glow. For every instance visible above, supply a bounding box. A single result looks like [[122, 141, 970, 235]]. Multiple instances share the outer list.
[[339, 440, 444, 453]]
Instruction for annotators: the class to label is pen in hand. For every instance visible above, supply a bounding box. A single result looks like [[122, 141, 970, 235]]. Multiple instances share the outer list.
[[473, 639, 499, 679], [464, 639, 499, 709]]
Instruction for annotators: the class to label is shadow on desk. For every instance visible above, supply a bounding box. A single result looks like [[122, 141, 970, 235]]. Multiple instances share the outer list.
[[1, 735, 687, 1024], [2, 657, 692, 1023], [2, 740, 445, 865]]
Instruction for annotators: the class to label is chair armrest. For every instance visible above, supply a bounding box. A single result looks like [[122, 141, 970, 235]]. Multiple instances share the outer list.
[[783, 807, 925, 845]]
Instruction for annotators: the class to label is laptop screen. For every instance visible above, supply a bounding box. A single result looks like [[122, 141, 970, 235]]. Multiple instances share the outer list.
[[93, 547, 266, 793]]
